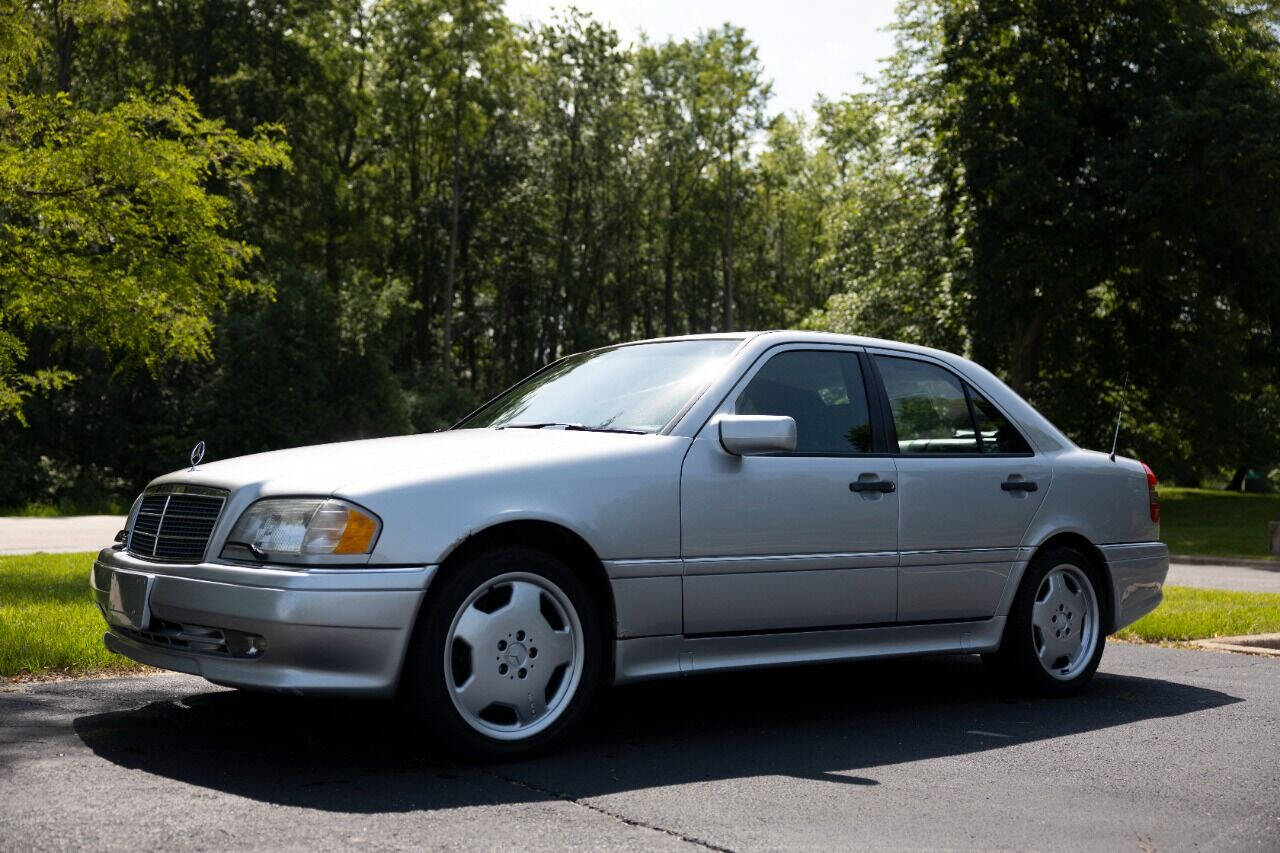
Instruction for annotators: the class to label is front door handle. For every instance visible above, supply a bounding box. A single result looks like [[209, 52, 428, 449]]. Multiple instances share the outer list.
[[850, 480, 896, 493], [1001, 479, 1038, 492]]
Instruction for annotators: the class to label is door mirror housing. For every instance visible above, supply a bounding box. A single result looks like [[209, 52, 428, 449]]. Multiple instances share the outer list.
[[718, 415, 797, 456]]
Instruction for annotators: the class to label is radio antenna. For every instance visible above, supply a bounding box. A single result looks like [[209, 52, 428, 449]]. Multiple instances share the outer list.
[[1109, 373, 1129, 462]]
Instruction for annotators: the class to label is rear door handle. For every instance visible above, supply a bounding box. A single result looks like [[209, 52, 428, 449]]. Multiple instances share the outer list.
[[1001, 479, 1038, 492], [850, 480, 896, 493]]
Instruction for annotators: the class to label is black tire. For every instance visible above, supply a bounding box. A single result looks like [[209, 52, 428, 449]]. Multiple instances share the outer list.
[[402, 545, 602, 761], [985, 545, 1107, 697]]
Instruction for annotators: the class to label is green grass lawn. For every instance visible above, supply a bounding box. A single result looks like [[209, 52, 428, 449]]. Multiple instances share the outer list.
[[0, 551, 146, 679], [1159, 487, 1280, 560], [1115, 586, 1280, 643]]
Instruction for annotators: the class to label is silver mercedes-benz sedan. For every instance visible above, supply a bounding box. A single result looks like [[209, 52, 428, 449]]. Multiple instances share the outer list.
[[93, 331, 1168, 758]]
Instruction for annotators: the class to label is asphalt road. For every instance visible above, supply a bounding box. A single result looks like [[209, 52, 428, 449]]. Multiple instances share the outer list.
[[1166, 562, 1280, 594], [1, 643, 1277, 851], [0, 515, 125, 555]]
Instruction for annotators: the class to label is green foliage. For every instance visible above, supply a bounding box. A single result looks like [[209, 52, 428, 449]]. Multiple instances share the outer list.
[[2, 0, 1278, 508], [0, 1, 288, 423], [920, 0, 1280, 480], [804, 95, 965, 351]]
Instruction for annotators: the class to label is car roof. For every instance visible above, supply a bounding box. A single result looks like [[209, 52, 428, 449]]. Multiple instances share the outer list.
[[619, 330, 963, 362]]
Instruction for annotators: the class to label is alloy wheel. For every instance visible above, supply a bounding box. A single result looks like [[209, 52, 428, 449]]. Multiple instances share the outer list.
[[444, 571, 584, 740], [1030, 563, 1100, 681]]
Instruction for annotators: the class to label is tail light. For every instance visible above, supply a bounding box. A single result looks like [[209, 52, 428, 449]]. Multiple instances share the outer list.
[[1141, 462, 1160, 523]]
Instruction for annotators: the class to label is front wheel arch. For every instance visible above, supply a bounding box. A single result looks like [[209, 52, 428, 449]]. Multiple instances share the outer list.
[[424, 520, 616, 681]]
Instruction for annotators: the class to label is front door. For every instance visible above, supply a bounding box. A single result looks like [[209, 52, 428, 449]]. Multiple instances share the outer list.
[[869, 352, 1051, 622], [680, 346, 899, 635]]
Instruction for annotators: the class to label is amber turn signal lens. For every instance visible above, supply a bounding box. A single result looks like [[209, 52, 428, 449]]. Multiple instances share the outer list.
[[334, 509, 379, 554]]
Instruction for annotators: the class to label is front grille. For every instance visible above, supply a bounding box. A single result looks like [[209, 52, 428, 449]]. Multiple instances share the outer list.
[[127, 485, 227, 563]]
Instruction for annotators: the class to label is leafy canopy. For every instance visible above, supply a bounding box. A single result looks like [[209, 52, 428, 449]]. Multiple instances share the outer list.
[[0, 0, 287, 420]]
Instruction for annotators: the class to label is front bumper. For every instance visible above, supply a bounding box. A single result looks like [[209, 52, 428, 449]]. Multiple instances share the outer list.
[[91, 547, 436, 696]]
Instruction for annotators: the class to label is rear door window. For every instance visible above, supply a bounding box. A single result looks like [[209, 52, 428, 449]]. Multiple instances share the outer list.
[[969, 386, 1033, 454], [874, 356, 980, 454]]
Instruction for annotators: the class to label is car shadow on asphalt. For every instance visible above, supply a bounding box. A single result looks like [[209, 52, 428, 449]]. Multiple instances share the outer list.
[[71, 654, 1239, 813]]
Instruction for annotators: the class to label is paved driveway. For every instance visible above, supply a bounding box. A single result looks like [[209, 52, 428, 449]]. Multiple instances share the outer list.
[[1166, 561, 1280, 593], [0, 515, 124, 555], [1, 643, 1276, 851]]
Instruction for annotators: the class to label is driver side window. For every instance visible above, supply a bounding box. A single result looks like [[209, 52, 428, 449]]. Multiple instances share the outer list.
[[735, 350, 872, 454]]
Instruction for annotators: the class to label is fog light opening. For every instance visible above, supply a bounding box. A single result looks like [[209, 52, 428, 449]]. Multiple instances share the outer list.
[[224, 630, 267, 659]]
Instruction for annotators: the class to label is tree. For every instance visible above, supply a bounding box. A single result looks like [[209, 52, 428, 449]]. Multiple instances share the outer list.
[[0, 0, 287, 421], [691, 25, 769, 331], [805, 92, 964, 352], [834, 0, 1280, 481]]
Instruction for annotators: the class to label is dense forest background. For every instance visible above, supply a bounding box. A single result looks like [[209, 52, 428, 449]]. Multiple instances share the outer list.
[[2, 0, 1279, 511]]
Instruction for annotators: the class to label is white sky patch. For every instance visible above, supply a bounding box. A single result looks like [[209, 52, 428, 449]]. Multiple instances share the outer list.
[[503, 0, 900, 117]]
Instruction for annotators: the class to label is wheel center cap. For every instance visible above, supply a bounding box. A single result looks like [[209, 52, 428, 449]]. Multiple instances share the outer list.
[[504, 642, 528, 667]]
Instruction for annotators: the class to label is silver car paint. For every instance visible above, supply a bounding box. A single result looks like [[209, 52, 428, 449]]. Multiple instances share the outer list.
[[91, 547, 432, 695], [680, 342, 898, 635], [96, 330, 1168, 694], [864, 345, 1055, 622]]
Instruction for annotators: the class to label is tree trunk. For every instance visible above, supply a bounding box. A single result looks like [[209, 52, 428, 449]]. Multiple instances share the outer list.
[[1010, 307, 1044, 393], [442, 100, 463, 378], [1226, 466, 1249, 492], [721, 133, 736, 331], [55, 17, 76, 92], [461, 227, 476, 388], [643, 212, 655, 339], [663, 179, 679, 335]]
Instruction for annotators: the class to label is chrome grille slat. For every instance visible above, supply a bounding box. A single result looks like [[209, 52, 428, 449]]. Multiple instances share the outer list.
[[126, 485, 227, 563]]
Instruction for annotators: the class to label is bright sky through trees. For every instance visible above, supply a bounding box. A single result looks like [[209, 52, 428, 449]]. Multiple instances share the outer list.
[[504, 0, 899, 116]]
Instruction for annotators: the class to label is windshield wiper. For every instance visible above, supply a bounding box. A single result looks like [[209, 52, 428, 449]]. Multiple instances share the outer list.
[[498, 422, 647, 435]]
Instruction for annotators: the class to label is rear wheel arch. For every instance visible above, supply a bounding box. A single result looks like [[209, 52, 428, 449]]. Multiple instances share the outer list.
[[429, 520, 617, 679], [1026, 532, 1115, 633]]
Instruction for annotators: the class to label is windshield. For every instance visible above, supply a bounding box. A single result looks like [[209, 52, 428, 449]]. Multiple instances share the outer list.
[[457, 339, 742, 433]]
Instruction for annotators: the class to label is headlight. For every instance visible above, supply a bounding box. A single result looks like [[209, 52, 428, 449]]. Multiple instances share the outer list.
[[221, 498, 381, 564]]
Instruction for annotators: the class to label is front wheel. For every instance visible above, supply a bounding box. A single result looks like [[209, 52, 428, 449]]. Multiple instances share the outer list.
[[985, 546, 1106, 696], [403, 546, 601, 761]]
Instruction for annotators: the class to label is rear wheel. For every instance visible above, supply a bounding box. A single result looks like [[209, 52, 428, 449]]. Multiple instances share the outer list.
[[403, 546, 601, 760], [986, 546, 1106, 696]]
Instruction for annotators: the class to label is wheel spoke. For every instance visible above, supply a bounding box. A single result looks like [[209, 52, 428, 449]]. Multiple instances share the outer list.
[[1036, 632, 1059, 668], [502, 580, 543, 623], [513, 684, 548, 725], [453, 675, 491, 717], [534, 628, 574, 669], [452, 603, 497, 649], [1032, 597, 1054, 630], [1038, 572, 1057, 603]]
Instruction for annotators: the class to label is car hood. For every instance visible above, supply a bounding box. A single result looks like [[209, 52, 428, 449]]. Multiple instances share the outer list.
[[148, 428, 643, 497]]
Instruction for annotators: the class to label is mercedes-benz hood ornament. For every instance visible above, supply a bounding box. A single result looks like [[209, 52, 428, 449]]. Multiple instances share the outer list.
[[189, 440, 206, 470]]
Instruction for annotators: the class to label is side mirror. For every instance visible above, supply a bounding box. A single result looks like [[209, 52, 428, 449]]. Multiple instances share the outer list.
[[718, 415, 797, 456]]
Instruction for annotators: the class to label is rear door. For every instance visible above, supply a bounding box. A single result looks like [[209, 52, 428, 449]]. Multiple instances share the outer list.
[[868, 351, 1050, 622], [680, 344, 899, 635]]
